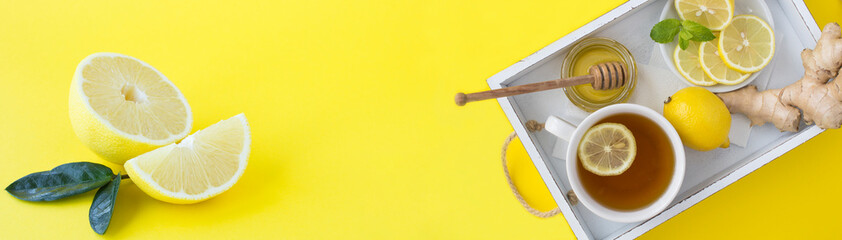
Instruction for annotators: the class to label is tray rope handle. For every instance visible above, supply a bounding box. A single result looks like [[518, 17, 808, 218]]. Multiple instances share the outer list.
[[502, 120, 576, 218]]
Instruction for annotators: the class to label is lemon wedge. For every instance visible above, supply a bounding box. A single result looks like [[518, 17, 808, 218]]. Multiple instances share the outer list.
[[124, 114, 251, 204], [718, 15, 775, 73], [675, 0, 734, 31], [674, 42, 717, 86], [578, 123, 637, 176], [69, 53, 192, 164], [699, 40, 751, 85]]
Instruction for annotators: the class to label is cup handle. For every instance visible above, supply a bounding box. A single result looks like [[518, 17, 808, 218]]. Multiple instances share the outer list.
[[545, 115, 576, 143]]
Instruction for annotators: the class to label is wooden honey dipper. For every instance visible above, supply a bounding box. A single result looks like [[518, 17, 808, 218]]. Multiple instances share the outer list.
[[455, 61, 627, 106]]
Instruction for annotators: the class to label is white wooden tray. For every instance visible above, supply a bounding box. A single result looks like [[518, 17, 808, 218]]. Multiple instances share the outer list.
[[487, 0, 823, 239]]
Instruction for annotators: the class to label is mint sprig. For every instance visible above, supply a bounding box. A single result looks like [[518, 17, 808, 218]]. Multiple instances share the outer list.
[[650, 19, 716, 50]]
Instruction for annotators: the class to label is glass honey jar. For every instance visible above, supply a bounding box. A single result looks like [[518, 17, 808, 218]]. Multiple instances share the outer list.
[[561, 37, 637, 112]]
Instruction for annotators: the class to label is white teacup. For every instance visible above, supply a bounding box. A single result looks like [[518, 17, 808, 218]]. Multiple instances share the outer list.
[[545, 103, 685, 223]]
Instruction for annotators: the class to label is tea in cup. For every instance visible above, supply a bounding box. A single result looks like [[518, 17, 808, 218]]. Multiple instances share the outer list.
[[545, 104, 685, 222]]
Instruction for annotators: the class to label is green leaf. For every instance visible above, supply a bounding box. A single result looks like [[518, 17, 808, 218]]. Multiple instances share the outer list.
[[650, 19, 682, 43], [89, 173, 120, 235], [679, 30, 691, 50], [5, 162, 114, 201], [682, 20, 716, 41]]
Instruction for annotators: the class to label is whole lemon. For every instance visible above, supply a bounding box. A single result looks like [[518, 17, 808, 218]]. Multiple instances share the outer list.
[[663, 87, 730, 151]]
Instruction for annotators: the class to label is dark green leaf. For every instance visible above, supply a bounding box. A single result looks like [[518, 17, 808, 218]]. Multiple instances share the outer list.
[[650, 19, 682, 43], [682, 20, 716, 41], [679, 30, 691, 50], [89, 173, 120, 235], [5, 162, 114, 201]]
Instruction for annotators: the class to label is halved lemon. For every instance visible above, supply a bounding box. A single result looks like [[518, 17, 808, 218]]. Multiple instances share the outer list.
[[69, 53, 192, 164], [675, 0, 734, 31], [699, 40, 751, 85], [125, 114, 251, 204], [674, 42, 717, 86], [718, 15, 775, 73], [578, 123, 637, 176]]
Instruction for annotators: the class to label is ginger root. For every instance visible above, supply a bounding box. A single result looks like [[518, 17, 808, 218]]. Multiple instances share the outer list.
[[717, 23, 842, 132]]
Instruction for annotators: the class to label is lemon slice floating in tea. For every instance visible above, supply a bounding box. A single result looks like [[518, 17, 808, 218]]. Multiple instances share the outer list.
[[578, 123, 637, 176]]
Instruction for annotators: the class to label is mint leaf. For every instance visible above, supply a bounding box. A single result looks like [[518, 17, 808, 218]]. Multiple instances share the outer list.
[[6, 162, 114, 201], [651, 18, 716, 48], [682, 20, 716, 41], [89, 173, 121, 235], [679, 30, 692, 50], [650, 19, 682, 43]]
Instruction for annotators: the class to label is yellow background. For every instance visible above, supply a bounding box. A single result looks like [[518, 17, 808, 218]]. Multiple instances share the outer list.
[[0, 0, 839, 239]]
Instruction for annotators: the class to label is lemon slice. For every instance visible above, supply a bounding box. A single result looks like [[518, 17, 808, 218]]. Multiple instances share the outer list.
[[675, 0, 734, 31], [124, 114, 251, 204], [718, 15, 775, 73], [69, 53, 192, 164], [674, 42, 717, 86], [578, 123, 637, 176], [699, 40, 751, 85]]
